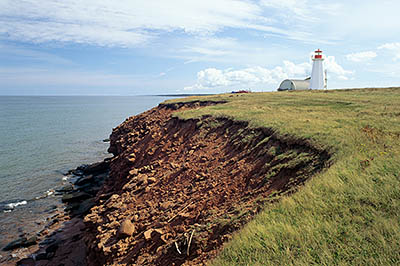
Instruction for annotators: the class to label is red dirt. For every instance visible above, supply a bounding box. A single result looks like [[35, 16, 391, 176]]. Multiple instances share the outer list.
[[83, 101, 331, 265]]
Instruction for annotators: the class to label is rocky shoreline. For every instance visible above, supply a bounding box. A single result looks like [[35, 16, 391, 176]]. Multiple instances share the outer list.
[[0, 159, 111, 266], [8, 100, 330, 265]]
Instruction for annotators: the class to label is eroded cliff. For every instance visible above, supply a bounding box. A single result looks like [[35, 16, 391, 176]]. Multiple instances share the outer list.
[[83, 101, 331, 265]]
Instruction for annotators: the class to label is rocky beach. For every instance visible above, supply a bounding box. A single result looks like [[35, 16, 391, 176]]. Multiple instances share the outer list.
[[10, 100, 330, 265]]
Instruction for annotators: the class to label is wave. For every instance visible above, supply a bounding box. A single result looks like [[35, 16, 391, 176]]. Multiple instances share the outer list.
[[0, 200, 28, 212]]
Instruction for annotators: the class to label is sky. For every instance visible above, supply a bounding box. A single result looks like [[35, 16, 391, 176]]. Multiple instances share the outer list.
[[1, 0, 400, 95]]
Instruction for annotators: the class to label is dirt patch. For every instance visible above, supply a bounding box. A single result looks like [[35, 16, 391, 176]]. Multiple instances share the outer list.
[[83, 101, 331, 265]]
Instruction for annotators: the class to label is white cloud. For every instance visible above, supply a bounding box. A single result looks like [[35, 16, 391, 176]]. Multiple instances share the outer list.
[[0, 0, 287, 47], [0, 0, 348, 47], [185, 55, 352, 91], [184, 61, 311, 91], [173, 36, 311, 66], [324, 56, 353, 78], [346, 51, 377, 62], [282, 60, 310, 76], [1, 0, 398, 48], [0, 21, 151, 47], [378, 42, 400, 60], [260, 0, 311, 21], [378, 43, 400, 50]]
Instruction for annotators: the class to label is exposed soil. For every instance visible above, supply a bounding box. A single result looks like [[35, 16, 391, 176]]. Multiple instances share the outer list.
[[82, 100, 331, 265]]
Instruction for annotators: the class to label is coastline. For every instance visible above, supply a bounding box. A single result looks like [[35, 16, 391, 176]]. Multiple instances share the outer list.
[[13, 100, 330, 265], [1, 159, 111, 266], [0, 95, 174, 265]]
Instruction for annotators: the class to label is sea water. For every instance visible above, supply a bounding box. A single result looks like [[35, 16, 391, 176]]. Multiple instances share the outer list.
[[0, 96, 172, 249]]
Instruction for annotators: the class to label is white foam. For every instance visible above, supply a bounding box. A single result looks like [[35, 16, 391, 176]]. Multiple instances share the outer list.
[[6, 200, 27, 209]]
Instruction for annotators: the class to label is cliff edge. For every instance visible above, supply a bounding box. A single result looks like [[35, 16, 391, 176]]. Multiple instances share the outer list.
[[82, 100, 330, 265]]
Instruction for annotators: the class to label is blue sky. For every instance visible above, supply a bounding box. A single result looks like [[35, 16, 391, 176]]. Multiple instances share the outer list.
[[1, 0, 400, 95]]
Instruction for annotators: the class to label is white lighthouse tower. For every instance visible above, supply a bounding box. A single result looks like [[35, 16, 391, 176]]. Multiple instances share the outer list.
[[309, 49, 325, 90]]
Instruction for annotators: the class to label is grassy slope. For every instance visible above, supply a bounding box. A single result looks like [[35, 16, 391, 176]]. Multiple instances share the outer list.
[[166, 88, 400, 265]]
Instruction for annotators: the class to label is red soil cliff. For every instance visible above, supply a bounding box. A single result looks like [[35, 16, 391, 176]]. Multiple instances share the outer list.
[[83, 101, 331, 265]]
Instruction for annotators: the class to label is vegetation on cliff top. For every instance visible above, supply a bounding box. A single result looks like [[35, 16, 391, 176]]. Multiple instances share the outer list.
[[165, 87, 400, 265]]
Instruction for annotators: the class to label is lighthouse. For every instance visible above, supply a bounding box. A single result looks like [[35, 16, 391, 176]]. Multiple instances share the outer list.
[[309, 49, 325, 90]]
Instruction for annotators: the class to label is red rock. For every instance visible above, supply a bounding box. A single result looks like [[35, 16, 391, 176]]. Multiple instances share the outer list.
[[160, 201, 174, 210], [144, 229, 153, 241], [117, 219, 135, 239], [137, 174, 148, 185], [129, 169, 139, 176]]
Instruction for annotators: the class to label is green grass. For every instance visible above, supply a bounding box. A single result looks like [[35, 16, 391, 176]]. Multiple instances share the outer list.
[[165, 88, 400, 265]]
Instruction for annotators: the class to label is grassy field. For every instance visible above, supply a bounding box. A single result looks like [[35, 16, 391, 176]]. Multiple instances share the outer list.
[[166, 87, 400, 265]]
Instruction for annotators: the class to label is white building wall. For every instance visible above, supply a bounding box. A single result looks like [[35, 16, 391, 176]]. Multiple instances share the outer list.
[[309, 59, 324, 90]]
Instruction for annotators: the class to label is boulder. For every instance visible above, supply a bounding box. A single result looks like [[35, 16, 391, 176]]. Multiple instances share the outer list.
[[16, 258, 35, 266], [61, 191, 92, 203], [117, 219, 136, 239], [71, 199, 96, 217], [137, 174, 148, 185], [144, 229, 153, 241], [82, 160, 110, 175], [129, 169, 139, 176], [2, 236, 37, 251], [44, 242, 59, 259], [160, 201, 174, 210], [75, 175, 94, 186], [56, 183, 74, 193], [3, 238, 26, 251], [144, 228, 163, 242], [148, 177, 157, 184], [35, 252, 48, 261]]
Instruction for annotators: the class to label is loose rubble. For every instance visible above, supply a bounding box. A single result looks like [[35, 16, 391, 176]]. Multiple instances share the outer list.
[[15, 100, 330, 266], [83, 101, 330, 265]]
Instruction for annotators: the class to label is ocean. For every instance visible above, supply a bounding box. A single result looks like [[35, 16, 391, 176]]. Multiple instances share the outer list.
[[0, 96, 172, 250]]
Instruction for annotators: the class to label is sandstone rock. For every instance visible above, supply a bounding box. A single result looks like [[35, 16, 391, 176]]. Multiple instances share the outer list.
[[160, 201, 174, 210], [44, 242, 58, 259], [200, 157, 208, 163], [72, 198, 95, 217], [61, 191, 92, 203], [17, 257, 35, 265], [117, 219, 135, 239], [56, 183, 74, 193], [170, 162, 179, 169], [148, 177, 156, 184], [122, 182, 135, 191], [81, 160, 110, 175], [144, 228, 163, 241], [35, 252, 48, 260], [129, 169, 139, 176], [75, 174, 94, 186], [144, 229, 153, 241], [137, 174, 148, 185], [45, 242, 59, 254], [3, 236, 37, 251]]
